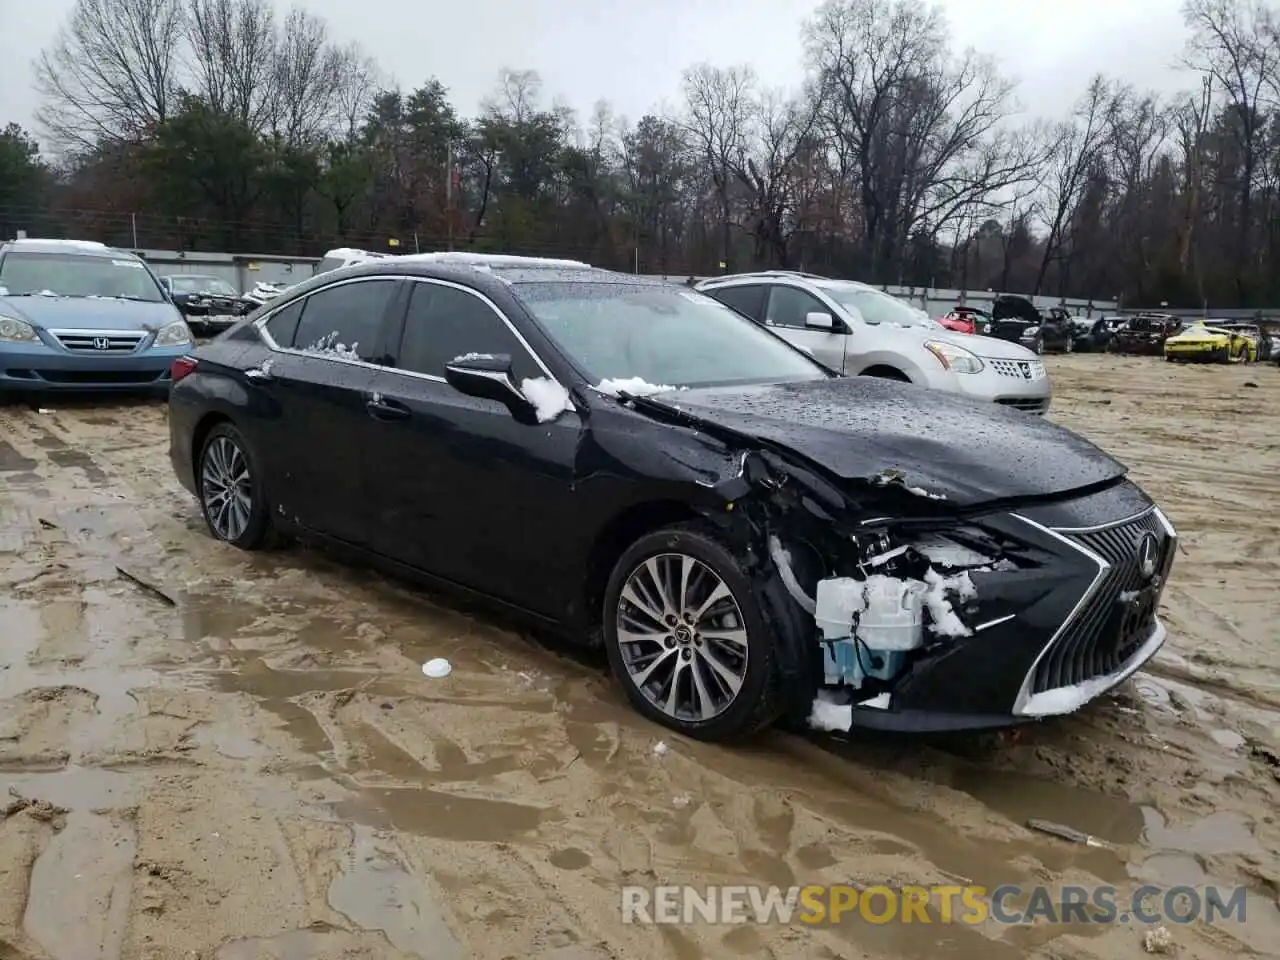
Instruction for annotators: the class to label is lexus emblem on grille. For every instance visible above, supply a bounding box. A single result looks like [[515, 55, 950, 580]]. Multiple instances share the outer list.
[[92, 337, 111, 350], [1018, 361, 1031, 378], [1137, 531, 1159, 579]]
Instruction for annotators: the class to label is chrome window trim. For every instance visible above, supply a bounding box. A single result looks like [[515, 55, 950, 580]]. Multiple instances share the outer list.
[[251, 272, 569, 397]]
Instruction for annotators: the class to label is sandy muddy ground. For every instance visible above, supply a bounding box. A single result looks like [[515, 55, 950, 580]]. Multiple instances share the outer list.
[[0, 355, 1277, 960]]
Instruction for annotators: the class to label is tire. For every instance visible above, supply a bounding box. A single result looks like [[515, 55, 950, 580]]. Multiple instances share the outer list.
[[1033, 338, 1044, 355], [197, 422, 274, 550], [602, 523, 782, 741]]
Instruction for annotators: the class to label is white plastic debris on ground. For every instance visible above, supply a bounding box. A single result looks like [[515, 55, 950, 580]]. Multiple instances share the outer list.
[[809, 691, 854, 732], [520, 377, 574, 422], [421, 658, 452, 678], [596, 377, 681, 397]]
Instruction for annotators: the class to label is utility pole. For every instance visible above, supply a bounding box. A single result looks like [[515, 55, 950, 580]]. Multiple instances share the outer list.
[[445, 142, 454, 252]]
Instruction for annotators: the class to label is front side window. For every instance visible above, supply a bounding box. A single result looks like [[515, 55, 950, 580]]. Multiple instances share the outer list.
[[263, 299, 304, 347], [764, 286, 830, 329], [0, 252, 166, 302], [395, 282, 540, 382], [516, 282, 829, 388], [291, 279, 397, 362]]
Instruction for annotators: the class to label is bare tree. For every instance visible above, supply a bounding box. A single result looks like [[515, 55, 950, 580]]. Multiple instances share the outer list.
[[185, 0, 277, 133], [1182, 0, 1279, 294], [804, 0, 1024, 280], [34, 0, 186, 149], [681, 63, 755, 270], [331, 42, 380, 144], [268, 7, 343, 145], [1032, 76, 1117, 294]]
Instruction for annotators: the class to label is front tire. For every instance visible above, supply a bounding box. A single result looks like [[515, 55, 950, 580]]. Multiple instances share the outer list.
[[602, 524, 781, 741], [198, 423, 274, 550]]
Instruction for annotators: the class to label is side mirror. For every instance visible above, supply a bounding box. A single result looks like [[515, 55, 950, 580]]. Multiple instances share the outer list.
[[805, 311, 835, 330], [443, 353, 536, 420]]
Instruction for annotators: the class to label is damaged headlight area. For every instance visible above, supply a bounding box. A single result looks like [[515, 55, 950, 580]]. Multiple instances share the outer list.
[[769, 524, 1033, 699]]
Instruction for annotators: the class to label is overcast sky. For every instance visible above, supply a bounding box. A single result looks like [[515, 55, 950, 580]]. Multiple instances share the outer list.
[[1, 0, 1190, 144]]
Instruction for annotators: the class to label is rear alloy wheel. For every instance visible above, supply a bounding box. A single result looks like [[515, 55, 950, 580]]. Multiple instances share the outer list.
[[198, 423, 273, 549], [603, 525, 780, 741]]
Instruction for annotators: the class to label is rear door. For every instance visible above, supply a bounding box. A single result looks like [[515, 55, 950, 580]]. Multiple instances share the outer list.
[[760, 284, 849, 372], [360, 279, 583, 615], [251, 277, 402, 546], [705, 284, 766, 323]]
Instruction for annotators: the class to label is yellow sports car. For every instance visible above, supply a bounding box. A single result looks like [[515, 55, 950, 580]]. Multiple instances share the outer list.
[[1163, 322, 1257, 363]]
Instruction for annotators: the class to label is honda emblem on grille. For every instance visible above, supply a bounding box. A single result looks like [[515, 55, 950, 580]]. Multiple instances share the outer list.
[[92, 337, 111, 350], [1018, 361, 1031, 378], [1137, 531, 1159, 579]]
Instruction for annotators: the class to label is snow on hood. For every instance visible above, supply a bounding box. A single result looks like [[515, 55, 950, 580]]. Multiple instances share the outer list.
[[638, 376, 1125, 505]]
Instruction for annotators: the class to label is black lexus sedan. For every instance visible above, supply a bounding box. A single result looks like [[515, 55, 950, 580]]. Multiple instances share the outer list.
[[167, 255, 1177, 741]]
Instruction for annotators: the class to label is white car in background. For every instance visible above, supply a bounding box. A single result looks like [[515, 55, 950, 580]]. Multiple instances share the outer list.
[[696, 272, 1052, 414]]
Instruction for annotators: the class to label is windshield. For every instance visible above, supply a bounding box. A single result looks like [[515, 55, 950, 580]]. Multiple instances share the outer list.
[[169, 275, 237, 296], [516, 282, 830, 388], [813, 282, 932, 328], [0, 252, 165, 301]]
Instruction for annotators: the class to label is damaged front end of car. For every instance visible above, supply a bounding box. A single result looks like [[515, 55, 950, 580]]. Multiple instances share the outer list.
[[642, 414, 1177, 737]]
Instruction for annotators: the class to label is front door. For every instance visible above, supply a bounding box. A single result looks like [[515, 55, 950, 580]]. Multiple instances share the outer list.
[[360, 279, 583, 616], [760, 285, 850, 372]]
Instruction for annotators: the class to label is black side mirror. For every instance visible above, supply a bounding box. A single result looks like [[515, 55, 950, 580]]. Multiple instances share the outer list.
[[443, 353, 536, 420]]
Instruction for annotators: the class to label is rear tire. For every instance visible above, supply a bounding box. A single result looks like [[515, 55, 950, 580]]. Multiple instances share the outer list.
[[197, 423, 274, 550], [602, 523, 782, 741]]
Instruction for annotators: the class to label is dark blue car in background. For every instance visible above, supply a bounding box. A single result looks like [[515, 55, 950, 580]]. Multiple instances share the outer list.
[[0, 238, 194, 399]]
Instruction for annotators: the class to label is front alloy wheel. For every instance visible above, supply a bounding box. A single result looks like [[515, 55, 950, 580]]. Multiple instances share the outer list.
[[198, 424, 273, 549], [603, 525, 780, 740]]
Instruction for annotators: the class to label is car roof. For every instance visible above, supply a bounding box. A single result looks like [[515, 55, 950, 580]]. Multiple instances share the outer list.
[[1, 238, 131, 259], [697, 272, 875, 292], [272, 258, 671, 303]]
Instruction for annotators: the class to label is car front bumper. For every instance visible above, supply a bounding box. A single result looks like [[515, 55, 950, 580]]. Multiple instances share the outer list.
[[0, 341, 191, 393], [940, 355, 1052, 414], [825, 493, 1177, 734], [1164, 343, 1228, 361]]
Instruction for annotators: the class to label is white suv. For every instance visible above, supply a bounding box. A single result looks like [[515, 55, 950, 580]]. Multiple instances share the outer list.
[[696, 272, 1051, 414]]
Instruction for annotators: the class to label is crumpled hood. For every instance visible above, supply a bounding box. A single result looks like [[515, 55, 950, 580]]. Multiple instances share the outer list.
[[643, 377, 1126, 506], [0, 294, 182, 331]]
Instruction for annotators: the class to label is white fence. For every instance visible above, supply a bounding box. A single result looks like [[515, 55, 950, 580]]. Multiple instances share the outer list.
[[127, 248, 1120, 317]]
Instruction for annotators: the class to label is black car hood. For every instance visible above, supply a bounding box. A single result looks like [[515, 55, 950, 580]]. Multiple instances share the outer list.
[[643, 378, 1125, 506]]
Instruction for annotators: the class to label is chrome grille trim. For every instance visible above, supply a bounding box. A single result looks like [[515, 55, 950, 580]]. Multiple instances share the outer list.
[[48, 328, 147, 354]]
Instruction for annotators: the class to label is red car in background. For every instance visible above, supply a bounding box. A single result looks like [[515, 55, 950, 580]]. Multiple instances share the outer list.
[[938, 305, 992, 335]]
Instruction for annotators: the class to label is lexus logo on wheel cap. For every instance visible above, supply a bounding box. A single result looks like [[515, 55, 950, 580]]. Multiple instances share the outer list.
[[92, 337, 111, 350], [1137, 531, 1159, 579]]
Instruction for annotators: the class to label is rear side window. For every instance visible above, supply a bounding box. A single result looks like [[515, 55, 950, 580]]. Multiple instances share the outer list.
[[707, 284, 765, 322], [263, 299, 304, 346], [395, 282, 540, 382], [292, 279, 397, 362]]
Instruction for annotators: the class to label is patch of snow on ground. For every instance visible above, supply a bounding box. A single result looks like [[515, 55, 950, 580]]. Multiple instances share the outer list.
[[597, 377, 680, 397], [809, 693, 853, 732], [521, 377, 574, 422], [451, 352, 497, 363]]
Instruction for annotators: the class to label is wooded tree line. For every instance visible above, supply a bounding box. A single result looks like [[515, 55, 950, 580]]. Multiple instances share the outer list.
[[3, 0, 1280, 306]]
